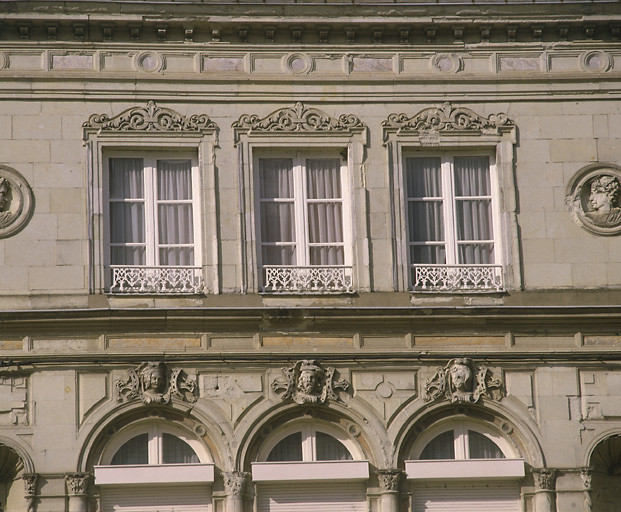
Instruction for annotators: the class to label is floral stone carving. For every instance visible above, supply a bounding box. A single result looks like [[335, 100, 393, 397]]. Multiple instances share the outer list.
[[65, 473, 90, 496], [0, 165, 34, 238], [83, 100, 215, 133], [377, 469, 401, 492], [382, 102, 514, 139], [223, 471, 250, 496], [116, 361, 197, 404], [272, 359, 349, 404], [233, 102, 364, 142], [423, 358, 503, 404], [567, 163, 621, 236], [532, 468, 557, 491]]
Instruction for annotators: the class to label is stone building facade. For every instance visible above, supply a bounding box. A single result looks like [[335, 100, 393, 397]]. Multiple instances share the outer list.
[[0, 1, 620, 511]]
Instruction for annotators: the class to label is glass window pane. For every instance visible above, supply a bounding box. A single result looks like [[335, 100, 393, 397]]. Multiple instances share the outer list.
[[158, 204, 194, 245], [109, 158, 144, 199], [110, 203, 145, 244], [410, 245, 446, 265], [261, 203, 295, 243], [162, 433, 200, 464], [308, 203, 343, 244], [408, 201, 444, 242], [260, 159, 294, 199], [267, 432, 303, 462], [419, 430, 455, 460], [111, 246, 146, 266], [455, 199, 492, 241], [468, 431, 505, 459], [262, 245, 296, 266], [453, 156, 490, 196], [111, 434, 149, 465], [316, 432, 353, 461], [157, 160, 192, 200], [159, 247, 194, 266], [405, 157, 442, 198], [458, 243, 494, 265], [310, 246, 344, 266], [306, 159, 342, 199]]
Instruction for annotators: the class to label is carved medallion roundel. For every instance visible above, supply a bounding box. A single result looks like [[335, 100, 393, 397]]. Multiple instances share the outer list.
[[0, 164, 34, 238], [566, 163, 621, 236]]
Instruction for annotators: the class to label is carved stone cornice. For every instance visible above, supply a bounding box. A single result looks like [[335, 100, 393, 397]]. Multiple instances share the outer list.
[[22, 473, 38, 497], [223, 471, 250, 497], [377, 469, 402, 492], [116, 361, 197, 404], [272, 359, 349, 405], [83, 100, 215, 134], [382, 102, 515, 140], [233, 102, 365, 143], [65, 473, 90, 496], [532, 468, 557, 491], [423, 358, 503, 404]]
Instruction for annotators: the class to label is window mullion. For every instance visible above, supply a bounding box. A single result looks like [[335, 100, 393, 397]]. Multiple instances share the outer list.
[[455, 425, 468, 460], [301, 426, 315, 461], [442, 156, 457, 265], [295, 156, 308, 266], [144, 158, 157, 266]]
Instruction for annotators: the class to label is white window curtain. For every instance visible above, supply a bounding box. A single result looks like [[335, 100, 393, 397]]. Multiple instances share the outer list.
[[315, 432, 353, 461], [467, 431, 505, 459], [109, 158, 146, 265], [162, 433, 200, 464], [157, 159, 194, 266], [406, 155, 494, 266]]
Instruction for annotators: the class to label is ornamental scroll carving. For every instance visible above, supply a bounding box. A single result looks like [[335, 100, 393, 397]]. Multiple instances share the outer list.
[[382, 102, 514, 140], [423, 358, 503, 404], [272, 359, 349, 405], [233, 102, 364, 142], [0, 165, 34, 239], [116, 361, 197, 404], [83, 100, 215, 133], [566, 163, 621, 236]]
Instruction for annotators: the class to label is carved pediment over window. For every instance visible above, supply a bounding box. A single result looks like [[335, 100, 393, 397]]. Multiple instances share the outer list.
[[272, 359, 349, 405], [382, 102, 515, 140], [233, 102, 365, 142], [116, 361, 197, 404], [83, 100, 215, 133], [423, 358, 503, 404]]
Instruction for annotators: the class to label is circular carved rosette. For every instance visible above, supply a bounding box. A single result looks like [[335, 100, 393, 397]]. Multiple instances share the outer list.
[[0, 164, 34, 238], [566, 163, 621, 236], [283, 53, 313, 74], [431, 53, 462, 74], [580, 51, 612, 73], [133, 51, 164, 73]]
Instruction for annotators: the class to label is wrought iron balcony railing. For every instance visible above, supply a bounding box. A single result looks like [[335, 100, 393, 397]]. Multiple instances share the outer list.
[[412, 264, 504, 293], [109, 266, 203, 295], [262, 265, 354, 294]]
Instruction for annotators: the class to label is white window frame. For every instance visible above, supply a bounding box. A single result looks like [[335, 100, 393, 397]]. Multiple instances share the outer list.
[[385, 126, 519, 293], [253, 148, 352, 267], [104, 150, 202, 269], [403, 151, 504, 292]]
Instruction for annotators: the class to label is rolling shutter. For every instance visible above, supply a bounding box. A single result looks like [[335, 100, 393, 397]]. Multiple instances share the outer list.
[[257, 481, 366, 512], [101, 484, 211, 512], [413, 482, 520, 512]]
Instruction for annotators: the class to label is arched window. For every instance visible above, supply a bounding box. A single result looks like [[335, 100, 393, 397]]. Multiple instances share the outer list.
[[265, 426, 354, 462], [418, 425, 506, 460]]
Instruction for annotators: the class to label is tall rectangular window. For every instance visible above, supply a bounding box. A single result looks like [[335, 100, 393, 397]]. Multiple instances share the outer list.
[[106, 153, 202, 294], [405, 154, 502, 292], [257, 152, 352, 293]]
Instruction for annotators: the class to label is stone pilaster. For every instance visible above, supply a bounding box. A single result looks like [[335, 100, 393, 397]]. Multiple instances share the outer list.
[[223, 471, 250, 512], [532, 468, 557, 512], [22, 473, 38, 512], [65, 473, 91, 512], [580, 467, 593, 512], [377, 469, 401, 512]]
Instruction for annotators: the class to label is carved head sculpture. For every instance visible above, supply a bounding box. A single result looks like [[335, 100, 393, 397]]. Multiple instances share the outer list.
[[297, 360, 324, 396], [449, 359, 473, 392], [589, 175, 620, 213], [0, 177, 9, 211], [141, 362, 166, 394]]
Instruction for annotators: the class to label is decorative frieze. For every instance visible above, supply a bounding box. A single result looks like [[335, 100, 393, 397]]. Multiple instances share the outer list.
[[566, 163, 621, 236], [116, 361, 197, 404], [382, 102, 515, 139], [423, 358, 503, 404], [83, 100, 215, 133], [532, 468, 557, 491], [272, 359, 349, 405], [65, 473, 90, 496], [233, 102, 364, 142]]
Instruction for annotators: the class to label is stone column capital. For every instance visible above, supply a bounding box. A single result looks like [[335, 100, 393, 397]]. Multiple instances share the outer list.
[[22, 473, 38, 497], [223, 471, 251, 497], [65, 473, 91, 496], [580, 466, 593, 491], [532, 468, 557, 491], [377, 469, 402, 492]]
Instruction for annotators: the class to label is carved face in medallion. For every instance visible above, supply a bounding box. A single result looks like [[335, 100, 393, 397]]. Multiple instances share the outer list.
[[142, 363, 166, 394], [589, 176, 619, 213], [0, 178, 9, 211], [450, 362, 473, 392], [297, 367, 322, 395]]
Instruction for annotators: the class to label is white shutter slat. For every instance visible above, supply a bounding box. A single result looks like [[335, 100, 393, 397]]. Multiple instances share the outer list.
[[413, 482, 520, 512], [102, 483, 211, 512], [258, 482, 366, 512]]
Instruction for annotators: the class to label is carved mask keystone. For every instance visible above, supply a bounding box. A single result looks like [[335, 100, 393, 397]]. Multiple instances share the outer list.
[[423, 358, 503, 404], [116, 361, 197, 404], [272, 359, 349, 405]]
